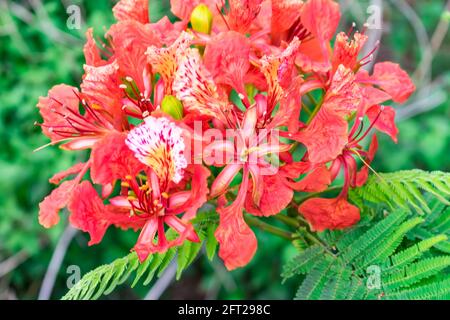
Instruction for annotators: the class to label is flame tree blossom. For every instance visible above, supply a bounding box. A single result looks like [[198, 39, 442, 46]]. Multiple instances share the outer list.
[[36, 0, 415, 270]]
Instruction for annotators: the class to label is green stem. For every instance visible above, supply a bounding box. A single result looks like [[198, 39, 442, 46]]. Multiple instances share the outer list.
[[306, 95, 324, 125], [273, 214, 300, 228], [293, 227, 334, 255], [245, 216, 293, 240], [299, 231, 323, 246]]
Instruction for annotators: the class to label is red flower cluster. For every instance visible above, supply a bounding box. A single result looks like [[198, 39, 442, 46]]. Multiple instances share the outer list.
[[37, 0, 415, 270]]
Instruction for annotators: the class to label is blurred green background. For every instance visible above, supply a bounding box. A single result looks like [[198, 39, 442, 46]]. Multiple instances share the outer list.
[[0, 0, 449, 299]]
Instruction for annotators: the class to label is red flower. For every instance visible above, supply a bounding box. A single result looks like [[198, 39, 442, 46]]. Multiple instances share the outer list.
[[203, 31, 251, 105], [118, 116, 208, 261], [39, 162, 90, 228], [113, 0, 150, 24], [224, 0, 263, 33], [37, 84, 115, 150], [68, 181, 144, 245], [206, 105, 291, 269], [296, 0, 341, 73], [299, 197, 360, 232], [360, 62, 416, 103], [36, 0, 418, 271]]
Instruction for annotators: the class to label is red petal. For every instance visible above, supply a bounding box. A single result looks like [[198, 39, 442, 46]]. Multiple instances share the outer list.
[[301, 0, 341, 41], [134, 218, 159, 261], [271, 0, 303, 33], [282, 162, 331, 193], [323, 65, 362, 118], [299, 197, 360, 231], [39, 180, 77, 228], [215, 172, 257, 270], [366, 105, 398, 142], [150, 17, 187, 45], [80, 61, 122, 125], [370, 62, 416, 103], [49, 162, 86, 184], [259, 37, 301, 111], [210, 164, 242, 198], [203, 140, 235, 166], [226, 0, 263, 33], [169, 165, 211, 220], [108, 21, 161, 92], [173, 47, 229, 121], [294, 107, 348, 163], [91, 131, 144, 185], [67, 181, 141, 245], [165, 215, 200, 242], [37, 84, 80, 141], [271, 76, 304, 131], [113, 0, 149, 24], [185, 165, 210, 219], [83, 29, 105, 67], [332, 32, 368, 71], [67, 181, 111, 245], [359, 85, 392, 113], [245, 174, 293, 216], [203, 31, 251, 95], [296, 37, 332, 73], [300, 0, 341, 68]]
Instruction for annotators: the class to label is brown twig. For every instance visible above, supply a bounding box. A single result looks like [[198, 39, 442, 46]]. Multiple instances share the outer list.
[[0, 250, 29, 278]]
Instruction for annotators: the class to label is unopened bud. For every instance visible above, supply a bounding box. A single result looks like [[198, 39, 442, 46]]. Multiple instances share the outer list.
[[190, 4, 213, 34], [161, 95, 184, 120], [245, 84, 256, 103]]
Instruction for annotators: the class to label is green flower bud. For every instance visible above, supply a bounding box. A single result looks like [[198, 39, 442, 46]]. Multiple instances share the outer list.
[[190, 4, 213, 35], [161, 95, 184, 120], [245, 84, 256, 104]]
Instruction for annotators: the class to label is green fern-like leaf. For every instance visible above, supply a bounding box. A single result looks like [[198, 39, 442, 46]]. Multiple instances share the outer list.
[[408, 198, 450, 254], [339, 210, 408, 263], [357, 217, 424, 268], [384, 278, 450, 300], [63, 211, 218, 300], [63, 252, 139, 300], [281, 245, 325, 282], [388, 235, 448, 269], [294, 258, 334, 300], [383, 256, 450, 290], [319, 266, 353, 300], [205, 224, 218, 261], [284, 208, 450, 300], [349, 170, 450, 214], [176, 241, 202, 280]]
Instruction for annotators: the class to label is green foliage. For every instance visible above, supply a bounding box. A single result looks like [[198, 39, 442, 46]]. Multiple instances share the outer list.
[[62, 240, 198, 300], [350, 170, 450, 215], [1, 0, 449, 300], [62, 211, 218, 300], [408, 198, 450, 254], [282, 210, 450, 300]]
